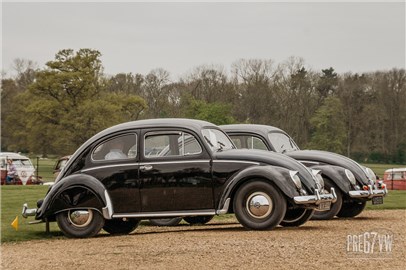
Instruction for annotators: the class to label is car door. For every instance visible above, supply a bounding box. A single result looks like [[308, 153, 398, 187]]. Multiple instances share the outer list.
[[139, 129, 213, 212], [85, 132, 141, 213]]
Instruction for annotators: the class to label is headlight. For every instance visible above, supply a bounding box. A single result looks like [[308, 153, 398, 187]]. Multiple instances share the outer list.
[[289, 171, 302, 189], [311, 169, 324, 190], [364, 167, 377, 182], [345, 169, 356, 185]]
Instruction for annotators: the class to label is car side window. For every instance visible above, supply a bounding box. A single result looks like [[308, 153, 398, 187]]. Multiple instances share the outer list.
[[248, 136, 268, 150], [92, 134, 138, 161], [144, 132, 202, 158], [229, 135, 267, 150]]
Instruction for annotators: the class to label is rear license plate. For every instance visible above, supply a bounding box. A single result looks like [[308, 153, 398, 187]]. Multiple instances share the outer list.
[[372, 197, 383, 205], [317, 201, 331, 211]]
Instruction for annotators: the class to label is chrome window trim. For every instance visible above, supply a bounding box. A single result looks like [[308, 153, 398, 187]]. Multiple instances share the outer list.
[[90, 133, 138, 163], [143, 131, 203, 159]]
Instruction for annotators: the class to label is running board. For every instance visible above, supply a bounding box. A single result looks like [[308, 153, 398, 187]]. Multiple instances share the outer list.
[[112, 210, 216, 219]]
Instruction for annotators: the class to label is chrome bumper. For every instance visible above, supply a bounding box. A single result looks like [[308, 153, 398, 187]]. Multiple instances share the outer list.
[[294, 188, 337, 205], [22, 203, 37, 218], [349, 185, 388, 199]]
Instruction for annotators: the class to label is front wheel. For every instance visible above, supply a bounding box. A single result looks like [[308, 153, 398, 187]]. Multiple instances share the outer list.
[[233, 181, 286, 230], [280, 208, 314, 227], [149, 218, 182, 226], [103, 218, 139, 235], [183, 215, 214, 225], [56, 209, 104, 238], [312, 178, 342, 220], [336, 200, 366, 218]]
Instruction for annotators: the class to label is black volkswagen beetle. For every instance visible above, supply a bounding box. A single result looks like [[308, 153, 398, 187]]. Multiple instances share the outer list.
[[221, 124, 387, 219], [22, 119, 336, 238]]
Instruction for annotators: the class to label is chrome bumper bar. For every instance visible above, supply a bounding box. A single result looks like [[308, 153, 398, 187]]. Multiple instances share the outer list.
[[348, 185, 388, 199], [22, 203, 37, 218], [294, 188, 337, 205]]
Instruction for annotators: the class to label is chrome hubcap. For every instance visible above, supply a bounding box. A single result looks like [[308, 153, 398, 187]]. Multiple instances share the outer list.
[[246, 192, 272, 218], [68, 210, 93, 227]]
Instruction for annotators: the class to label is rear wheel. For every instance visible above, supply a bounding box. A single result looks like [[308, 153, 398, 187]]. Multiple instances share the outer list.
[[280, 208, 314, 227], [56, 209, 104, 238], [183, 215, 214, 225], [149, 217, 182, 226], [103, 218, 139, 235], [312, 178, 342, 220], [336, 200, 366, 218], [233, 181, 286, 230]]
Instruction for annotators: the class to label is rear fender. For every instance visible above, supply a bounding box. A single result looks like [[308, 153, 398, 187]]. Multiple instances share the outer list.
[[35, 174, 113, 220]]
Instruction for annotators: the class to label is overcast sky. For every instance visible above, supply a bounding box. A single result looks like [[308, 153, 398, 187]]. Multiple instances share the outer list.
[[2, 1, 405, 79]]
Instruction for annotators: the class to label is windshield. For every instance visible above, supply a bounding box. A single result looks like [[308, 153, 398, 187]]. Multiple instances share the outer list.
[[201, 128, 235, 152], [12, 159, 34, 168], [268, 132, 299, 153]]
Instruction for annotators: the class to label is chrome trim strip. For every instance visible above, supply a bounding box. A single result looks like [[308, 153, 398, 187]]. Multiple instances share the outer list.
[[102, 190, 114, 219], [112, 210, 216, 219], [139, 160, 211, 165], [216, 198, 230, 215], [82, 160, 212, 173], [213, 160, 260, 165], [82, 163, 139, 172]]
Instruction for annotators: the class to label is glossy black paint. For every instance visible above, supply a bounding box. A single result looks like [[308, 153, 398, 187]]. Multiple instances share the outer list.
[[36, 174, 107, 219], [36, 119, 318, 221], [221, 124, 370, 188]]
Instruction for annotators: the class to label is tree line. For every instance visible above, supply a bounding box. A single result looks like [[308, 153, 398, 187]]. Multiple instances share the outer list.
[[1, 49, 405, 164]]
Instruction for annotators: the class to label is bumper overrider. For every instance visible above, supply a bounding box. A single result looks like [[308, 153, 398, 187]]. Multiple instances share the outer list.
[[293, 187, 337, 206], [348, 184, 388, 199], [22, 203, 37, 218]]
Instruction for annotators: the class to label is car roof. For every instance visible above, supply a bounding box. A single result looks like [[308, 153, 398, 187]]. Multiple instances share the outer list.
[[385, 168, 406, 173], [0, 152, 30, 159], [96, 118, 218, 139], [220, 124, 286, 137]]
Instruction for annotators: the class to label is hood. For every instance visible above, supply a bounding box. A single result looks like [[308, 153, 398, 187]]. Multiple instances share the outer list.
[[286, 150, 368, 185], [214, 149, 316, 192]]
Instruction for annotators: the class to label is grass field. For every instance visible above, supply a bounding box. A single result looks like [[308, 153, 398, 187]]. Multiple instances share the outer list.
[[30, 158, 58, 182], [1, 185, 405, 243]]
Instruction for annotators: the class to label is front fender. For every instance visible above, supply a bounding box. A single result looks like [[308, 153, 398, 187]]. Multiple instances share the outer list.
[[35, 174, 112, 220], [310, 164, 353, 194], [217, 165, 299, 212]]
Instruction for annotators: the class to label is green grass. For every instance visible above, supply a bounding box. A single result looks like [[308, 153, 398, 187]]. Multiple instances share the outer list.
[[1, 186, 63, 243], [30, 158, 58, 183], [365, 190, 406, 210], [1, 183, 405, 243]]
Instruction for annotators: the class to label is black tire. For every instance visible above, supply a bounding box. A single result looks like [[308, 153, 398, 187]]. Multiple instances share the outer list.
[[103, 218, 139, 235], [312, 178, 343, 220], [149, 217, 182, 226], [280, 208, 314, 227], [56, 209, 104, 238], [336, 200, 367, 218], [233, 180, 286, 230], [183, 215, 214, 225]]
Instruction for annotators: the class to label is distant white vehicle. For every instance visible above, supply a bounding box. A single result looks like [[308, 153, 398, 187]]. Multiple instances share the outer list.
[[0, 152, 38, 185]]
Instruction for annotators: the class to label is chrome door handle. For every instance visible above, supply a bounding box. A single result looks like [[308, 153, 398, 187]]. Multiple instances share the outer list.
[[140, 165, 153, 171]]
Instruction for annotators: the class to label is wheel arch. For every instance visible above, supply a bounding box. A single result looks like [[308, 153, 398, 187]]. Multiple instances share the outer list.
[[36, 174, 113, 220], [217, 165, 299, 213]]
